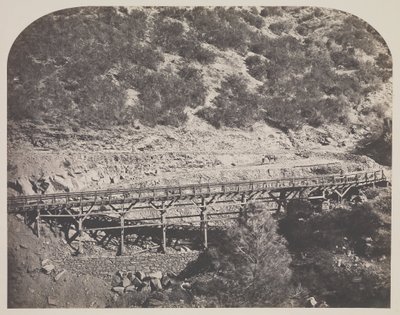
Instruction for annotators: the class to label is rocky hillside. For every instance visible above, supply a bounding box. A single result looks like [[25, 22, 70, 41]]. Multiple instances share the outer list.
[[7, 114, 383, 196], [7, 6, 392, 195]]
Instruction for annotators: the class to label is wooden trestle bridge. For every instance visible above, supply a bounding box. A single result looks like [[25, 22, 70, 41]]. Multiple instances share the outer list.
[[7, 169, 389, 255]]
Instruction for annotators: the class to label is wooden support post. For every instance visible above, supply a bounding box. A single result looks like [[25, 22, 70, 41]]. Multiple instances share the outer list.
[[78, 218, 83, 254], [239, 194, 248, 225], [278, 191, 287, 213], [78, 205, 84, 254], [161, 203, 167, 253], [204, 210, 208, 249], [200, 198, 208, 249], [36, 207, 41, 238], [120, 213, 125, 256], [161, 211, 167, 253], [120, 199, 126, 256]]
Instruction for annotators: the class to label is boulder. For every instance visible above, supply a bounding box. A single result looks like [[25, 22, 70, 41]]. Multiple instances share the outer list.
[[41, 259, 51, 267], [135, 271, 146, 281], [33, 178, 50, 193], [43, 182, 57, 194], [122, 277, 131, 288], [42, 264, 55, 274], [307, 296, 317, 307], [47, 296, 58, 306], [125, 285, 137, 293], [127, 272, 134, 281], [161, 275, 172, 289], [50, 176, 72, 192], [150, 278, 163, 292], [111, 274, 122, 287], [89, 170, 101, 182], [18, 177, 36, 195], [146, 271, 163, 280], [319, 136, 330, 146], [131, 277, 143, 288], [112, 287, 125, 295]]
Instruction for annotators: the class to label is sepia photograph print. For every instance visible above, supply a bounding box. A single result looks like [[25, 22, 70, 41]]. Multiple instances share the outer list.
[[5, 3, 395, 309]]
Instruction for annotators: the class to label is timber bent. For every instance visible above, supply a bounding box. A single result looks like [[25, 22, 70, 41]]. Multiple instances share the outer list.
[[7, 169, 390, 255]]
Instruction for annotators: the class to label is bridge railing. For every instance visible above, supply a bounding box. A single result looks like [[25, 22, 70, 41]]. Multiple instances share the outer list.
[[7, 169, 387, 211]]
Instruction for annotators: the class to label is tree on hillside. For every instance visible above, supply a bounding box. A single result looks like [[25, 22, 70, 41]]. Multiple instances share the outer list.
[[213, 203, 293, 306]]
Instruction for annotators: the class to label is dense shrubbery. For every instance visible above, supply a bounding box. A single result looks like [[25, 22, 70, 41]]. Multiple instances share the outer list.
[[245, 55, 269, 81], [328, 16, 380, 55], [125, 44, 165, 71], [238, 9, 264, 29], [279, 189, 391, 307], [260, 7, 284, 17], [196, 75, 262, 128], [123, 66, 206, 127], [330, 51, 360, 69], [184, 7, 255, 52], [280, 190, 391, 256], [269, 21, 292, 35], [153, 17, 216, 64], [8, 6, 391, 132], [8, 7, 148, 123]]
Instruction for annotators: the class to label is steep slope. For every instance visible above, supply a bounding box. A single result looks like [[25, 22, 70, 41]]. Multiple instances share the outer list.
[[7, 6, 391, 193], [8, 7, 391, 129]]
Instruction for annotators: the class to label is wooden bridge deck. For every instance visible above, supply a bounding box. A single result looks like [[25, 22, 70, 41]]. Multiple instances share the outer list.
[[8, 169, 388, 212], [7, 169, 389, 255]]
